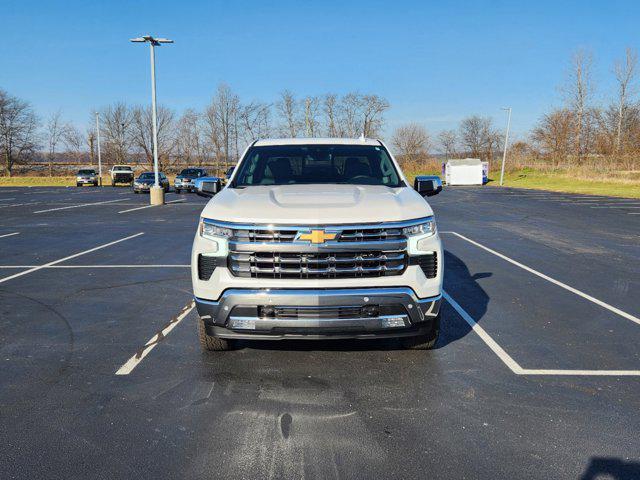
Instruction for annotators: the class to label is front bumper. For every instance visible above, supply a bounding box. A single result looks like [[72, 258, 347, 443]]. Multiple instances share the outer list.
[[196, 287, 441, 340], [175, 180, 194, 189], [77, 178, 96, 184]]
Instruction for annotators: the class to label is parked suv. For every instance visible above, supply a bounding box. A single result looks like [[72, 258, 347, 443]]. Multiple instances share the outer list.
[[191, 138, 443, 351], [175, 167, 208, 193], [76, 169, 99, 187]]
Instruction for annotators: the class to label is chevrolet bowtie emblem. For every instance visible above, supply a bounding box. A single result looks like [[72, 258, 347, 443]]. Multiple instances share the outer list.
[[296, 230, 337, 244]]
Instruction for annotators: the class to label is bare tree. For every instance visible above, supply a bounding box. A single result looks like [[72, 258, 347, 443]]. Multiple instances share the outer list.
[[62, 124, 84, 162], [532, 109, 574, 166], [131, 105, 176, 170], [303, 96, 320, 137], [459, 116, 486, 158], [0, 89, 39, 176], [392, 123, 431, 161], [85, 127, 96, 166], [613, 48, 637, 153], [361, 94, 390, 137], [437, 129, 458, 158], [238, 101, 271, 146], [100, 103, 133, 164], [564, 49, 594, 161], [323, 94, 339, 137], [45, 111, 69, 176], [339, 93, 362, 137], [205, 84, 240, 173], [276, 90, 301, 137], [176, 109, 211, 167]]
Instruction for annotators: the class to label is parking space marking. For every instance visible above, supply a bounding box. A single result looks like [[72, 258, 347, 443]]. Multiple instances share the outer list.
[[443, 291, 640, 377], [115, 301, 195, 375], [118, 198, 186, 214], [0, 264, 188, 268], [0, 232, 144, 284], [443, 291, 524, 374], [33, 198, 129, 213], [0, 197, 16, 201], [441, 231, 640, 326], [0, 232, 19, 239], [0, 202, 41, 209]]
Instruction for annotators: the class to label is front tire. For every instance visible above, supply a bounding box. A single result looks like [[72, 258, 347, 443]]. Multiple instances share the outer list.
[[401, 314, 440, 350], [198, 320, 234, 351]]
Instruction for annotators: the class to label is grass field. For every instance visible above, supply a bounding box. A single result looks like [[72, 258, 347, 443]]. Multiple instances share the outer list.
[[2, 169, 639, 198], [493, 169, 640, 198], [0, 175, 177, 187]]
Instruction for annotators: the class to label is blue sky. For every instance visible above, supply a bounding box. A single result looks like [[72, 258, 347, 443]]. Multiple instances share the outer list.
[[2, 0, 639, 140]]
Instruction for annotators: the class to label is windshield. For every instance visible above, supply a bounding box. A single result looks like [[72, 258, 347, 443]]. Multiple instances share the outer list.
[[78, 170, 95, 175], [180, 169, 202, 176], [233, 144, 402, 187], [114, 166, 132, 171], [138, 173, 155, 180]]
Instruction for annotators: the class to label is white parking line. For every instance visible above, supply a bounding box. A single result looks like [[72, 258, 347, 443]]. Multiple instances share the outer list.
[[441, 231, 640, 326], [443, 291, 524, 374], [590, 206, 640, 209], [115, 301, 195, 375], [0, 233, 144, 284], [0, 202, 41, 209], [0, 232, 20, 239], [443, 291, 640, 377], [33, 198, 128, 213], [118, 198, 186, 214], [0, 264, 188, 268], [0, 198, 16, 202]]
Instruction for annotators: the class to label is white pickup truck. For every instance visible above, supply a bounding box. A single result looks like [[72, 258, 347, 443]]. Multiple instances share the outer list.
[[191, 138, 443, 351], [110, 165, 134, 186]]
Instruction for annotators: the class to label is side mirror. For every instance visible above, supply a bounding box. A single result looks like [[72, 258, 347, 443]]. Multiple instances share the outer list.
[[414, 175, 443, 197], [195, 177, 222, 197]]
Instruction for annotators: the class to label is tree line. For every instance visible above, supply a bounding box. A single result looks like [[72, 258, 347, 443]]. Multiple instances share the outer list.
[[0, 85, 390, 176], [2, 47, 638, 177], [390, 47, 640, 172]]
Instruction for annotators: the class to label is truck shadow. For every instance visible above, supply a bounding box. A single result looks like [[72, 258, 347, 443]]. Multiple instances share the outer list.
[[579, 457, 640, 480], [436, 249, 491, 349], [239, 249, 489, 352]]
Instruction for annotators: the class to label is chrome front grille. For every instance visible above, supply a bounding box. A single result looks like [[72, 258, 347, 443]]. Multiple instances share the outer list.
[[229, 250, 407, 279], [230, 226, 404, 243]]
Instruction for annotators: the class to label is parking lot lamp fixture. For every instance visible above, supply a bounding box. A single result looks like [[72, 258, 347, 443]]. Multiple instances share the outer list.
[[499, 107, 512, 187], [130, 35, 173, 201]]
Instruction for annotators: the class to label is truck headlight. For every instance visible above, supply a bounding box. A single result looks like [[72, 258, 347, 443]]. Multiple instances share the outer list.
[[200, 221, 233, 240], [403, 219, 435, 237]]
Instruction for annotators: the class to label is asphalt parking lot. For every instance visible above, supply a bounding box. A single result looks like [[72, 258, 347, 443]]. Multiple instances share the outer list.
[[1, 185, 639, 479]]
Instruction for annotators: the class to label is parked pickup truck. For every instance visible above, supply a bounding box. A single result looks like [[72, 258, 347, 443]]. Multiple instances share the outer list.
[[191, 138, 443, 351], [110, 165, 134, 186]]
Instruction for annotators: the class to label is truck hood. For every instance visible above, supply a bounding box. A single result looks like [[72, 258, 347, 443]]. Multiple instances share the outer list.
[[200, 184, 434, 224]]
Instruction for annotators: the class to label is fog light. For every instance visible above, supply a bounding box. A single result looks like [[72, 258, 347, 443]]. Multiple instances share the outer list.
[[362, 305, 379, 317], [382, 316, 406, 328]]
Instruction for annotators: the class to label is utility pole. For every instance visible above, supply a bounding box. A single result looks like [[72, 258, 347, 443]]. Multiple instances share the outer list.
[[130, 35, 173, 205], [499, 107, 512, 187], [95, 112, 103, 186]]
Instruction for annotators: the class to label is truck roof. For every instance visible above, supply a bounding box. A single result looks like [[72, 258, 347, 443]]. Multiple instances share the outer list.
[[253, 138, 382, 147]]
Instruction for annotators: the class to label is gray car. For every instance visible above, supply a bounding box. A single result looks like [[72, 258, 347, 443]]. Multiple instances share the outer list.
[[133, 172, 170, 193], [76, 169, 99, 187]]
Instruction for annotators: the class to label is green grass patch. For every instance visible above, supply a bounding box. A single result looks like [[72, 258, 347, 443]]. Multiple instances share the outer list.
[[492, 170, 640, 198], [0, 176, 79, 187]]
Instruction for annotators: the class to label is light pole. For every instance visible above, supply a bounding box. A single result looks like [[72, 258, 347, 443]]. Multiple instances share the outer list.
[[130, 35, 173, 204], [499, 107, 512, 187], [95, 112, 103, 186]]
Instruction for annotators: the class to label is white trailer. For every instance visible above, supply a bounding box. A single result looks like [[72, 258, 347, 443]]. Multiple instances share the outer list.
[[444, 159, 484, 186]]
